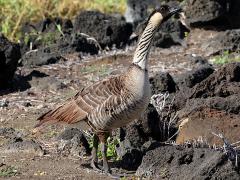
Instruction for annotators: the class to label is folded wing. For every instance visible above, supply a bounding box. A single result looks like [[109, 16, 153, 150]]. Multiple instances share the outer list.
[[35, 75, 124, 128]]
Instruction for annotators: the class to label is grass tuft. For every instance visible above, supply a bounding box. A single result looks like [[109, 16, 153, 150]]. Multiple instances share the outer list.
[[210, 51, 240, 65], [0, 166, 18, 177], [0, 0, 126, 41]]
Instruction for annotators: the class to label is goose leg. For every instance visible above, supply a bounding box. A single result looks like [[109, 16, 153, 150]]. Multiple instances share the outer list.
[[99, 132, 110, 173], [91, 134, 99, 170], [101, 142, 109, 173]]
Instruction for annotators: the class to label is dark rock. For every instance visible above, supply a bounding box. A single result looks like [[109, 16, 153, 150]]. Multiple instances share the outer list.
[[174, 87, 192, 110], [20, 48, 61, 67], [179, 94, 240, 118], [176, 65, 214, 89], [184, 0, 240, 29], [139, 102, 178, 142], [20, 17, 73, 55], [229, 0, 240, 28], [190, 62, 240, 98], [0, 127, 23, 139], [173, 63, 240, 146], [3, 70, 47, 93], [57, 128, 91, 157], [0, 34, 21, 89], [22, 17, 73, 35], [26, 70, 48, 79], [150, 72, 177, 94], [59, 33, 99, 55], [28, 76, 66, 91], [136, 145, 240, 179], [1, 138, 44, 156], [139, 105, 160, 140], [116, 124, 146, 170], [153, 19, 189, 48], [202, 29, 240, 56], [73, 11, 132, 48], [173, 63, 240, 111], [173, 65, 214, 110], [20, 33, 99, 67], [22, 101, 32, 107], [187, 55, 209, 67], [184, 0, 228, 27]]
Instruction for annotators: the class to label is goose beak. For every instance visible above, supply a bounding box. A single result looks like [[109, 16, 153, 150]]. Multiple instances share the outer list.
[[169, 7, 182, 16]]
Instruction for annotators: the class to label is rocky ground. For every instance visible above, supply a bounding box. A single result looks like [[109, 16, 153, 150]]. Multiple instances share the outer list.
[[1, 0, 240, 179]]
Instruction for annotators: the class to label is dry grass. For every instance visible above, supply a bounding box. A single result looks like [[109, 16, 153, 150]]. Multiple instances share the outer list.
[[0, 0, 126, 41]]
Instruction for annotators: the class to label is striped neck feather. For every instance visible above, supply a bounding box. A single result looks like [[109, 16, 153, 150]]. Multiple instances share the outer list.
[[133, 12, 163, 70]]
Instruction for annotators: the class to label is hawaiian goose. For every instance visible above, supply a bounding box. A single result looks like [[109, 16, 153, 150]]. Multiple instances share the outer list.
[[35, 5, 181, 173]]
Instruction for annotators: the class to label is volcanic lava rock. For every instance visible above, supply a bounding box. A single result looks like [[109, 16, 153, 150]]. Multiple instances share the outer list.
[[202, 29, 240, 56], [150, 72, 177, 94], [179, 94, 240, 118], [57, 128, 91, 157], [173, 65, 214, 110], [116, 124, 146, 170], [186, 55, 210, 68], [21, 17, 73, 55], [175, 63, 240, 146], [190, 62, 240, 98], [153, 18, 189, 48], [184, 0, 240, 29], [0, 34, 21, 89], [173, 62, 240, 110], [176, 65, 214, 90], [28, 75, 67, 91], [20, 47, 61, 67], [20, 16, 100, 67], [184, 0, 227, 25], [1, 137, 44, 156], [20, 33, 99, 67], [22, 17, 73, 35], [73, 10, 132, 48], [229, 0, 240, 28], [0, 127, 23, 139], [136, 145, 240, 179]]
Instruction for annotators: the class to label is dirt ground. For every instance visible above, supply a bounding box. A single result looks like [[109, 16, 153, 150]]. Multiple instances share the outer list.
[[0, 29, 224, 179]]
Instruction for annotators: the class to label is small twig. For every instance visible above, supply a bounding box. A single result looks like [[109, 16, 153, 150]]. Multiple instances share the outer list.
[[212, 132, 239, 168]]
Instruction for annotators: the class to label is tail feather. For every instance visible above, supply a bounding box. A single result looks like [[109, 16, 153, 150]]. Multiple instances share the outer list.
[[34, 100, 88, 131]]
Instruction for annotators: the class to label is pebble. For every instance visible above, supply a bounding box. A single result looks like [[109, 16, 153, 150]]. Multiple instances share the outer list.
[[0, 99, 9, 108]]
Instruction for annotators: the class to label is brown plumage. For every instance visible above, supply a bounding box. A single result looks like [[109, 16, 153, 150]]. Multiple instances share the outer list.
[[34, 5, 182, 173], [35, 64, 148, 131]]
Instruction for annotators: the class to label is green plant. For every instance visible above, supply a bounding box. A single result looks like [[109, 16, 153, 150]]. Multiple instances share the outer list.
[[55, 23, 64, 36], [0, 166, 18, 177], [211, 51, 240, 65], [89, 136, 120, 160], [184, 31, 189, 38], [36, 31, 60, 46]]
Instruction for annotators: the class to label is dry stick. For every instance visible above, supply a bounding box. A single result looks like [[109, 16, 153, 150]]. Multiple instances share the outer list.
[[212, 132, 239, 168], [151, 92, 179, 142]]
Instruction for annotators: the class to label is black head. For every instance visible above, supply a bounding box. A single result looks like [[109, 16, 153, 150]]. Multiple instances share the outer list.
[[149, 5, 182, 22]]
